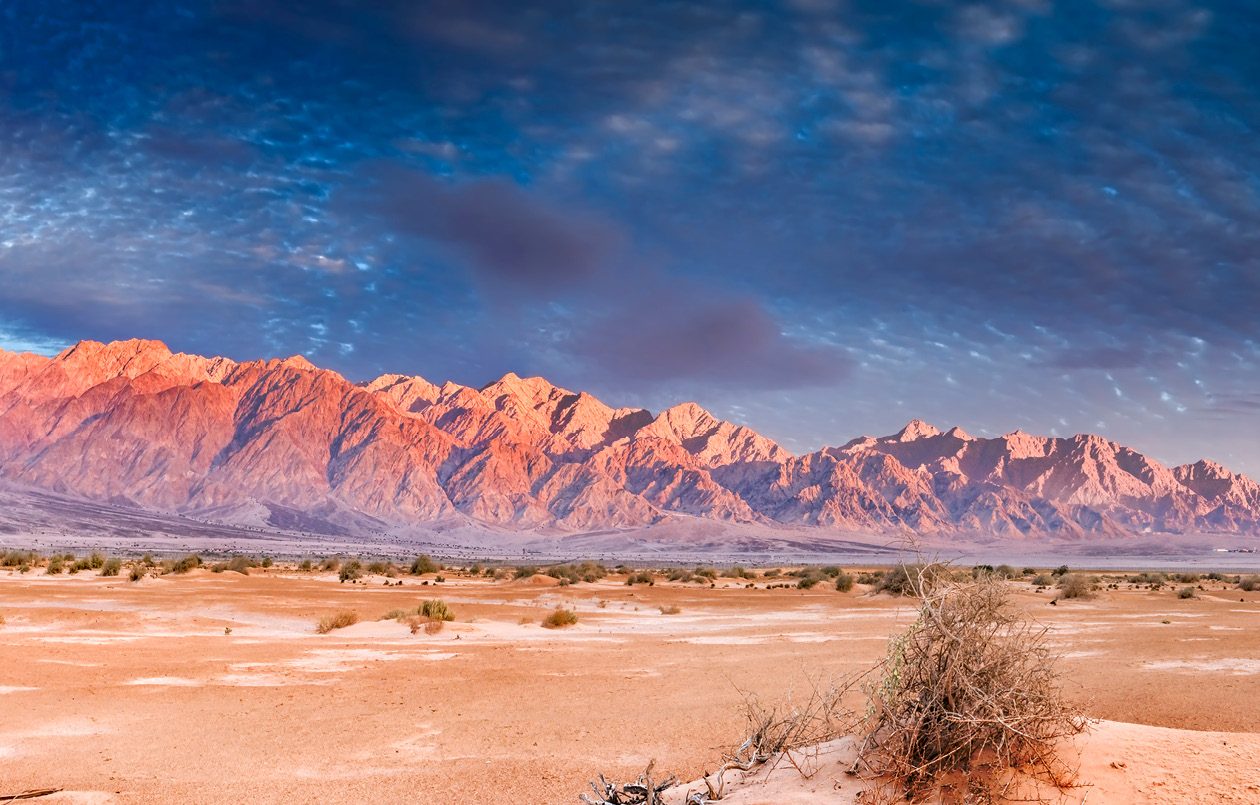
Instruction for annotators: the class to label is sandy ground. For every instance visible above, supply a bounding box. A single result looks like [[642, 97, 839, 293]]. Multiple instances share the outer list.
[[1, 567, 1259, 803]]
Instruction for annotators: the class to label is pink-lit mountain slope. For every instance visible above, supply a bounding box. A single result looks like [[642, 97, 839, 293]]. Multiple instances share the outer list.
[[0, 339, 1256, 540]]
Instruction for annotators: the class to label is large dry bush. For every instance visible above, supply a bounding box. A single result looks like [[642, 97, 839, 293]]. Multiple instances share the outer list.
[[855, 571, 1087, 801]]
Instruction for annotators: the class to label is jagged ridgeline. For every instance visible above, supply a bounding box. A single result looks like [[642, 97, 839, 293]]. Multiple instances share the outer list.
[[0, 338, 1258, 538]]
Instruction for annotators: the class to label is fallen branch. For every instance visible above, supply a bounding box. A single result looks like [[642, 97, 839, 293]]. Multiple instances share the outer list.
[[580, 759, 677, 805], [0, 790, 64, 802]]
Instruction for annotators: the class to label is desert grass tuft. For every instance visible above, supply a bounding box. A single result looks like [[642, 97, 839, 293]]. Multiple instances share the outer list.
[[315, 611, 359, 634], [419, 599, 454, 621]]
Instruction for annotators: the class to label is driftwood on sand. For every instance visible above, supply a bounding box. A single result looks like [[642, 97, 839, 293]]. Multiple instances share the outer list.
[[580, 760, 677, 805]]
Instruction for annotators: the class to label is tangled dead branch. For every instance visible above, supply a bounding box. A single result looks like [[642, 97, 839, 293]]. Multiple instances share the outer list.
[[580, 760, 676, 805], [852, 570, 1088, 801], [689, 678, 858, 802]]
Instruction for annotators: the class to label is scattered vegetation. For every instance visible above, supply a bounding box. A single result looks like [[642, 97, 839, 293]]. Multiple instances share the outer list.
[[163, 555, 202, 575], [1239, 575, 1260, 592], [541, 606, 578, 629], [45, 555, 64, 575], [99, 557, 122, 577], [338, 559, 363, 583], [210, 555, 253, 575], [874, 563, 950, 596], [2, 550, 39, 568], [315, 611, 359, 634], [547, 561, 608, 584], [624, 570, 654, 586], [514, 565, 540, 579]]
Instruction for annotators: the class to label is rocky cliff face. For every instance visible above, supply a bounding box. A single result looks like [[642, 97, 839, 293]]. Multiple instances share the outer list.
[[0, 339, 1256, 539]]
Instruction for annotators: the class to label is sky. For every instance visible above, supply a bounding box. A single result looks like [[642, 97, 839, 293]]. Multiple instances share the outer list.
[[1, 0, 1258, 472]]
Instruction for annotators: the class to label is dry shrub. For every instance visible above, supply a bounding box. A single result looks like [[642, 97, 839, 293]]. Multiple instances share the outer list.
[[424, 619, 444, 635], [855, 572, 1087, 801], [1055, 573, 1094, 600], [542, 606, 578, 628], [315, 611, 359, 634], [659, 605, 681, 615]]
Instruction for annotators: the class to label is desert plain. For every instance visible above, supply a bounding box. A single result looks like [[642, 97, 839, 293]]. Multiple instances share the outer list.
[[2, 560, 1260, 804]]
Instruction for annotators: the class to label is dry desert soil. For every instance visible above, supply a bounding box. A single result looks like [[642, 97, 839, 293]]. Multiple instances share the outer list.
[[2, 564, 1260, 803]]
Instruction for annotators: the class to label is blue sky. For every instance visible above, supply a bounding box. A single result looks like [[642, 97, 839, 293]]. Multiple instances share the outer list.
[[1, 0, 1259, 471]]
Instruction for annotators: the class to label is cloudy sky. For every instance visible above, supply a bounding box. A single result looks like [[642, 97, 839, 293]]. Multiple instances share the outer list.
[[1, 0, 1258, 471]]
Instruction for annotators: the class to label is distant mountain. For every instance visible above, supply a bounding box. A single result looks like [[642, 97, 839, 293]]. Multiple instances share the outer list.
[[0, 339, 1257, 541]]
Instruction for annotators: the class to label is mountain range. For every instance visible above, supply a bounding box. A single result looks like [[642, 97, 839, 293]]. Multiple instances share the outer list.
[[0, 338, 1257, 543]]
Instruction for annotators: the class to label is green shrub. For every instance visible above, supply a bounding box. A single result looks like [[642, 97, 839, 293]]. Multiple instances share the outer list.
[[339, 560, 363, 583], [1052, 565, 1069, 577], [88, 552, 105, 570], [419, 599, 454, 621], [128, 563, 145, 582], [514, 565, 539, 579], [835, 572, 854, 592], [624, 571, 654, 586], [99, 557, 122, 577], [410, 555, 440, 575], [46, 556, 64, 575], [260, 556, 273, 568], [876, 564, 947, 597], [169, 555, 201, 574], [315, 611, 358, 633], [547, 562, 608, 584], [796, 573, 823, 590]]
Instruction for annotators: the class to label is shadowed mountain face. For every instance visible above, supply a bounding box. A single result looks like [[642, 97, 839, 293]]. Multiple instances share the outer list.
[[1, 339, 1258, 540]]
